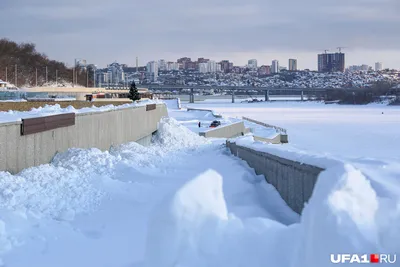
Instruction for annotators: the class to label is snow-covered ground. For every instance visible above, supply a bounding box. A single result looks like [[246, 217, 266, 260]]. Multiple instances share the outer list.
[[0, 100, 162, 123], [186, 101, 400, 160], [0, 100, 399, 266]]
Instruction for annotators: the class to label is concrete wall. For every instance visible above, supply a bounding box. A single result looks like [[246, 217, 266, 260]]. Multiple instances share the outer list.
[[186, 108, 222, 118], [226, 140, 324, 214], [199, 121, 246, 138], [0, 104, 168, 174], [242, 116, 288, 143], [253, 135, 282, 144]]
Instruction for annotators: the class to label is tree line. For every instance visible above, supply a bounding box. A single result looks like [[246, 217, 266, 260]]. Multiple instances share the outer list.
[[326, 80, 399, 104], [0, 38, 91, 87]]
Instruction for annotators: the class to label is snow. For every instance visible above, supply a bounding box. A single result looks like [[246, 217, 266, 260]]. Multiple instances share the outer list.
[[167, 108, 241, 134], [0, 101, 399, 266], [159, 98, 181, 109], [186, 101, 400, 159], [0, 99, 27, 103], [233, 135, 341, 169], [0, 99, 163, 123]]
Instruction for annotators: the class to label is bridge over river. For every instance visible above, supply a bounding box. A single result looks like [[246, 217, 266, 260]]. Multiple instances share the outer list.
[[140, 84, 367, 103]]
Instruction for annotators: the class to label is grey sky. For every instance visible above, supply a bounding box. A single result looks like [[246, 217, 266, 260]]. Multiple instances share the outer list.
[[1, 0, 399, 69]]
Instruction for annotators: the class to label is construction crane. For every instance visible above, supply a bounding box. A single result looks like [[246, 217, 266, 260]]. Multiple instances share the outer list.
[[337, 47, 347, 53], [323, 49, 329, 54]]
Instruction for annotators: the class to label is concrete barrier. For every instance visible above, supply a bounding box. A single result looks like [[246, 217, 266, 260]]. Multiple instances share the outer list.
[[186, 108, 222, 118], [226, 140, 325, 214], [253, 135, 282, 144], [199, 121, 247, 138], [242, 116, 288, 143], [0, 104, 168, 174]]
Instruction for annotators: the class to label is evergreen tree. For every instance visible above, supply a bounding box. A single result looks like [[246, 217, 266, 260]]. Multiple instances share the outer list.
[[128, 81, 141, 101]]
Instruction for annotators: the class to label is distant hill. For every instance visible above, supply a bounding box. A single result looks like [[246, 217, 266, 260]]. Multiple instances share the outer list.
[[0, 39, 91, 87]]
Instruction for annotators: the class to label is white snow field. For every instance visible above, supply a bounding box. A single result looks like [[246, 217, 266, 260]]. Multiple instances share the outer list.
[[186, 101, 400, 159], [0, 102, 398, 266]]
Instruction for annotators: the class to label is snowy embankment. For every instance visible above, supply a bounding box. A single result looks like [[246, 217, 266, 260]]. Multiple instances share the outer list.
[[186, 101, 400, 159], [0, 103, 398, 266], [167, 108, 241, 134], [0, 99, 163, 123]]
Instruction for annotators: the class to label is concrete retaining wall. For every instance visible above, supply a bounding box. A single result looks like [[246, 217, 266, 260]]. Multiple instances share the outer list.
[[242, 116, 288, 143], [186, 108, 222, 118], [226, 140, 324, 214], [253, 135, 282, 144], [0, 104, 168, 174], [199, 121, 246, 138]]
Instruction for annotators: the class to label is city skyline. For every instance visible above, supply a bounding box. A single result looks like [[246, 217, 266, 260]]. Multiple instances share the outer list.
[[2, 0, 399, 70]]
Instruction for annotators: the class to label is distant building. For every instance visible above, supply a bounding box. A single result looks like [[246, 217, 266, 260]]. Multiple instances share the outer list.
[[166, 62, 179, 71], [318, 53, 345, 72], [271, 60, 279, 73], [177, 57, 191, 63], [197, 58, 209, 63], [96, 72, 109, 86], [158, 59, 166, 71], [207, 60, 217, 72], [361, 64, 370, 71], [248, 59, 258, 69], [348, 65, 362, 71], [375, 62, 383, 71], [146, 61, 158, 82], [198, 63, 208, 73], [177, 57, 197, 70], [259, 65, 271, 75], [288, 59, 297, 71], [219, 60, 233, 73], [216, 63, 222, 72], [107, 62, 125, 84]]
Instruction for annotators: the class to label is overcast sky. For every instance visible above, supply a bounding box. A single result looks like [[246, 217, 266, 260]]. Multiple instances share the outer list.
[[1, 0, 399, 69]]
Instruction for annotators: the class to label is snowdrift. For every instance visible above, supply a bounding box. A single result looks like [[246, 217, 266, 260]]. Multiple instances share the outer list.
[[143, 165, 400, 267]]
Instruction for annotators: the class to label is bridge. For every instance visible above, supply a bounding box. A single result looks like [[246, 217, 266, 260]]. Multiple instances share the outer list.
[[141, 84, 345, 103], [94, 84, 397, 103]]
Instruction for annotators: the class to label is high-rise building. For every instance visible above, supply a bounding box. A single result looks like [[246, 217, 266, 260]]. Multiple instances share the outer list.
[[375, 62, 383, 71], [197, 58, 209, 63], [166, 62, 179, 71], [288, 59, 297, 71], [158, 59, 166, 71], [271, 60, 279, 73], [207, 61, 217, 73], [318, 53, 345, 72], [107, 62, 125, 83], [146, 61, 158, 81], [248, 59, 258, 69], [216, 63, 222, 72], [219, 60, 233, 73], [198, 63, 208, 73]]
